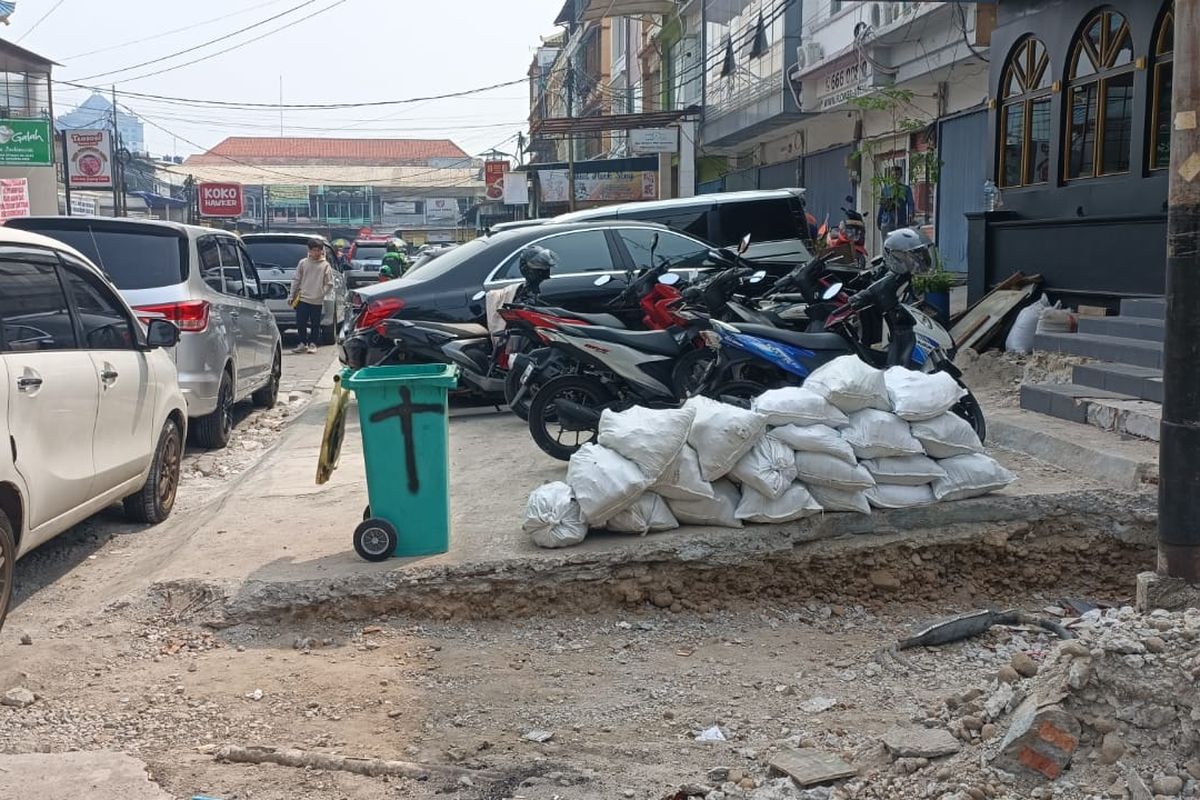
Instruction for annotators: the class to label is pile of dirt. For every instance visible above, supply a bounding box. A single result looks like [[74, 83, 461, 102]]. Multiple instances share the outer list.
[[956, 350, 1089, 409]]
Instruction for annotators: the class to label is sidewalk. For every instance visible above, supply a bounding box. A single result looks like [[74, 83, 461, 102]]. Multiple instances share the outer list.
[[150, 393, 1157, 624]]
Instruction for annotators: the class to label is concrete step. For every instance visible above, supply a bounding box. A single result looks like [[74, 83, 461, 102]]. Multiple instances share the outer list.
[[1073, 362, 1164, 403], [1034, 332, 1164, 369], [1020, 383, 1161, 442], [1076, 315, 1165, 342], [1119, 297, 1166, 319]]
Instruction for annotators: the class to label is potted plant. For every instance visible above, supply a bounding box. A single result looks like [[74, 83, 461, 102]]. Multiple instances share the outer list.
[[912, 265, 954, 325]]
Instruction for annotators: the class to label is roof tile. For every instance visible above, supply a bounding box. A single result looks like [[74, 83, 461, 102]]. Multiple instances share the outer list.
[[187, 136, 470, 166]]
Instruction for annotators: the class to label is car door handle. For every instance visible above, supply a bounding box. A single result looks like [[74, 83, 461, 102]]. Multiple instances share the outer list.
[[101, 368, 119, 383], [16, 376, 42, 391]]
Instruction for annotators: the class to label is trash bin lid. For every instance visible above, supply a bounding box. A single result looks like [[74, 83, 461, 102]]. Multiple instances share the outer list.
[[343, 363, 460, 391]]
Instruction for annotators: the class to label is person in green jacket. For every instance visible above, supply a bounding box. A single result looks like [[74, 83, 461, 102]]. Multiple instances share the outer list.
[[380, 240, 408, 280]]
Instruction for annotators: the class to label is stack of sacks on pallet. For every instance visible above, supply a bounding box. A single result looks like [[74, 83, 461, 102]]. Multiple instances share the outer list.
[[523, 356, 1014, 548]]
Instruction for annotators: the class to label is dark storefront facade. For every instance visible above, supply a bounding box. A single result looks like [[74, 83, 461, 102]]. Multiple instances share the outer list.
[[967, 0, 1174, 304]]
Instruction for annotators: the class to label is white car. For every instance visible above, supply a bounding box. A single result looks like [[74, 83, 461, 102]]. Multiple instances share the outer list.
[[0, 227, 187, 630]]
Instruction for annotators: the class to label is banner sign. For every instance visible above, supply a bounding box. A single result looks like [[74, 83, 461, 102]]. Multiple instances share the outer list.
[[503, 172, 529, 205], [70, 195, 98, 216], [630, 128, 679, 154], [484, 160, 508, 201], [0, 178, 29, 222], [66, 130, 114, 189], [198, 182, 245, 218], [0, 119, 52, 165], [266, 184, 311, 208], [538, 169, 657, 203], [424, 197, 460, 224]]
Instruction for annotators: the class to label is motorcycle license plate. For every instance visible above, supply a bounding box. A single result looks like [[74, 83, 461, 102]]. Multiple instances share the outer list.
[[520, 363, 535, 385]]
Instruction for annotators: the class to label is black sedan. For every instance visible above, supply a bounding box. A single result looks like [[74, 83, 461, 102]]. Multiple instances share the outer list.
[[341, 220, 783, 366]]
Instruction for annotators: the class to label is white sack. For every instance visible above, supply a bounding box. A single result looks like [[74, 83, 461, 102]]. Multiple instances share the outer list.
[[1005, 295, 1049, 354], [910, 412, 985, 458], [651, 444, 714, 502], [840, 408, 924, 459], [861, 455, 948, 486], [566, 443, 650, 525], [883, 367, 967, 422], [808, 485, 872, 514], [1037, 301, 1075, 334], [865, 483, 937, 509], [770, 424, 856, 464], [598, 405, 696, 482], [685, 396, 768, 481], [751, 386, 848, 427], [803, 355, 890, 413], [736, 482, 823, 524], [794, 451, 876, 490], [523, 482, 588, 548], [729, 435, 798, 500], [603, 493, 679, 535], [666, 479, 743, 528], [932, 453, 1016, 501]]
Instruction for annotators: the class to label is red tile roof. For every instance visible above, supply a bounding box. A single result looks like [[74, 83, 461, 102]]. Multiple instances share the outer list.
[[186, 137, 470, 166]]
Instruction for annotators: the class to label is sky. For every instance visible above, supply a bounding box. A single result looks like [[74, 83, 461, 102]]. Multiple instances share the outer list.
[[11, 0, 567, 159]]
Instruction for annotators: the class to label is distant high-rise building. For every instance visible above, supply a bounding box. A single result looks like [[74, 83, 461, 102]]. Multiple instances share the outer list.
[[56, 93, 145, 153]]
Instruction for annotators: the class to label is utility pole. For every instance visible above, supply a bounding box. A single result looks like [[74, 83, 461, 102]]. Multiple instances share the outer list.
[[566, 63, 577, 212], [1160, 0, 1200, 582], [111, 85, 121, 217]]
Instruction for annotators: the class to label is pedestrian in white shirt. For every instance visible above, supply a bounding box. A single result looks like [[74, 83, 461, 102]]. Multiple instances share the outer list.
[[289, 239, 334, 354]]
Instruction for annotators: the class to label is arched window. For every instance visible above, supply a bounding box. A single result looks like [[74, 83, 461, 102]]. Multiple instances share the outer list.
[[1150, 3, 1174, 170], [999, 37, 1052, 187], [1065, 9, 1135, 179]]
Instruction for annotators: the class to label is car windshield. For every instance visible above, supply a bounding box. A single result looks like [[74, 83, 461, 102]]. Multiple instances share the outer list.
[[244, 240, 310, 272], [716, 199, 808, 249], [353, 244, 387, 264], [8, 222, 186, 290], [395, 237, 490, 282]]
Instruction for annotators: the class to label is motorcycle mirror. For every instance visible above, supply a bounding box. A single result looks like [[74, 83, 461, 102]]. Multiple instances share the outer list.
[[658, 272, 681, 286], [471, 290, 486, 301], [593, 274, 613, 286], [822, 282, 844, 301], [749, 270, 767, 284], [738, 233, 752, 254]]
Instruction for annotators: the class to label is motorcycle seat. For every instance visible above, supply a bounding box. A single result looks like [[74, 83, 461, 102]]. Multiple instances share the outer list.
[[540, 307, 627, 329], [729, 323, 849, 353], [411, 321, 489, 339], [562, 324, 682, 357]]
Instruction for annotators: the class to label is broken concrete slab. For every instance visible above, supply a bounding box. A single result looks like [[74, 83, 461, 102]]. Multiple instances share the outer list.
[[2, 686, 35, 707], [992, 697, 1081, 780], [881, 726, 961, 759], [767, 747, 856, 787], [1136, 571, 1200, 612], [0, 751, 172, 800]]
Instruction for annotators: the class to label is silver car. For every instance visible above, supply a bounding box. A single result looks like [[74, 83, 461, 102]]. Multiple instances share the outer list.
[[5, 217, 282, 449], [241, 234, 349, 344]]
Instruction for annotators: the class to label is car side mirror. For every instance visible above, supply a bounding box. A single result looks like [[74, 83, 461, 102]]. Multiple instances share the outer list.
[[146, 319, 180, 349], [593, 274, 613, 286]]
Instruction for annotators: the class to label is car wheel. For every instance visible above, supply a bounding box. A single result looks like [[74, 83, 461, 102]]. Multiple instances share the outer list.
[[253, 350, 282, 409], [320, 311, 338, 345], [124, 417, 183, 524], [193, 371, 234, 449], [0, 510, 14, 633]]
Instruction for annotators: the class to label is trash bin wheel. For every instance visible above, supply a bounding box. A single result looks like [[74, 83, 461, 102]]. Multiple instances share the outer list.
[[354, 518, 397, 562]]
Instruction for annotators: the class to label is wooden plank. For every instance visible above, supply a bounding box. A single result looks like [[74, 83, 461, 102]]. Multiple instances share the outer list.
[[768, 748, 857, 787], [1077, 305, 1110, 317], [951, 286, 1036, 352]]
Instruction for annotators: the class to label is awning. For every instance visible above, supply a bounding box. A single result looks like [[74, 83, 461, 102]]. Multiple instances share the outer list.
[[580, 0, 676, 20], [531, 109, 696, 138]]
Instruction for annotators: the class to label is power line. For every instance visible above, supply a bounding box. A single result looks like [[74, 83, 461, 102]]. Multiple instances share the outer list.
[[15, 0, 68, 43], [61, 0, 293, 60], [71, 0, 322, 82]]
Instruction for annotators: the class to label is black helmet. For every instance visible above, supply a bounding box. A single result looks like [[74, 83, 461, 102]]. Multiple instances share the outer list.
[[882, 228, 933, 276], [518, 245, 557, 285]]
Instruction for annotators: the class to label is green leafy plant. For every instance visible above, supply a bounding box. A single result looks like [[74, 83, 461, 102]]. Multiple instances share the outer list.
[[912, 265, 954, 294], [848, 88, 941, 212]]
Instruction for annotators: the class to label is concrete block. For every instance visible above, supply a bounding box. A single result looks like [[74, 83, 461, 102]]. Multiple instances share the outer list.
[[1119, 297, 1166, 319], [0, 752, 174, 800], [1073, 364, 1164, 403], [1077, 316, 1164, 342], [1034, 332, 1163, 369], [1136, 571, 1200, 612], [882, 727, 961, 758], [992, 698, 1081, 780]]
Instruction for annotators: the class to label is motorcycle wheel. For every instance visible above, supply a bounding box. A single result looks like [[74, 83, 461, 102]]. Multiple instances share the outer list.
[[952, 391, 987, 444], [528, 374, 612, 461], [671, 348, 717, 398]]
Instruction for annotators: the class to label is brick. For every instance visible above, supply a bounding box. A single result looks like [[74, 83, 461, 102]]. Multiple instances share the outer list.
[[992, 699, 1080, 780]]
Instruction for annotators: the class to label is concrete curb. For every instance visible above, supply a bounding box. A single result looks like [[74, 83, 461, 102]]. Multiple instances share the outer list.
[[987, 409, 1158, 490]]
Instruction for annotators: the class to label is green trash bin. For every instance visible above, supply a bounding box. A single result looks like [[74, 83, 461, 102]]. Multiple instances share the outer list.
[[341, 363, 459, 561]]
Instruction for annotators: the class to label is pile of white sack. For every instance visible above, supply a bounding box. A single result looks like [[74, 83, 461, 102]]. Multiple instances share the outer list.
[[523, 355, 1015, 549]]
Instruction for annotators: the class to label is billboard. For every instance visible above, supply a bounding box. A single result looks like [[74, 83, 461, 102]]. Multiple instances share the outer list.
[[198, 183, 245, 218], [484, 160, 508, 201], [266, 184, 311, 209], [539, 169, 658, 203], [66, 130, 114, 189], [503, 172, 529, 205], [424, 197, 460, 224], [0, 120, 52, 165]]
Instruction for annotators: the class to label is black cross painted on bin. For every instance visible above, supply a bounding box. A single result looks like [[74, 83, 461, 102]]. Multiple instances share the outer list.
[[368, 386, 443, 494]]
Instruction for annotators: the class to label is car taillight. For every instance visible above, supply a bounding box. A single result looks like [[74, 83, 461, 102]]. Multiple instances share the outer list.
[[134, 300, 211, 333], [357, 296, 405, 333]]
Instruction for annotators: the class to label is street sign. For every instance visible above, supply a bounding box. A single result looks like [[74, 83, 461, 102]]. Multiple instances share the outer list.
[[630, 128, 679, 155], [0, 120, 52, 166], [66, 130, 115, 189], [198, 183, 245, 218], [70, 196, 97, 215], [485, 160, 508, 201]]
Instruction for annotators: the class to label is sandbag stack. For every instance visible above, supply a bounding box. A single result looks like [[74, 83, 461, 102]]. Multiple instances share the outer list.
[[523, 356, 1014, 548]]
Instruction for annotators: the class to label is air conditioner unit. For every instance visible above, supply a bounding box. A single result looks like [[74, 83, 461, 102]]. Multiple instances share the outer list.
[[795, 44, 807, 70], [804, 40, 825, 65]]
